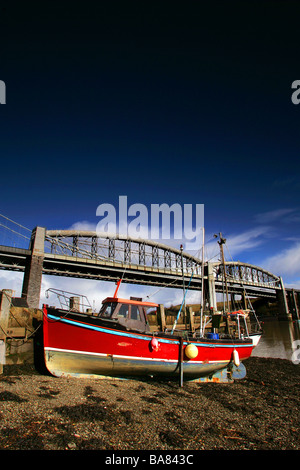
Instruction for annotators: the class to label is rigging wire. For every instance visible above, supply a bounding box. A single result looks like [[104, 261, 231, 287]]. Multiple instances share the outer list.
[[0, 213, 31, 232], [0, 223, 31, 240], [224, 241, 261, 325]]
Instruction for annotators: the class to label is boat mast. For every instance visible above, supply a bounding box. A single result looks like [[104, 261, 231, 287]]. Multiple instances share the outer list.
[[216, 232, 230, 312], [180, 244, 187, 329], [200, 227, 205, 336]]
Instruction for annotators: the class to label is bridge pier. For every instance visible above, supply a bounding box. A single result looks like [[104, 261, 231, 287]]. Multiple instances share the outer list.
[[205, 262, 217, 312], [288, 289, 300, 320], [293, 290, 300, 320], [21, 227, 45, 309], [276, 277, 292, 321]]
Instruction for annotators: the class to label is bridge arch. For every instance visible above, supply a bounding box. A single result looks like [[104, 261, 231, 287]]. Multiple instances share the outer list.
[[45, 230, 203, 276]]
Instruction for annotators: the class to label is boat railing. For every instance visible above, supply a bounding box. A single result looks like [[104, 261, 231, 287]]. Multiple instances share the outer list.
[[195, 310, 262, 340], [45, 288, 93, 314]]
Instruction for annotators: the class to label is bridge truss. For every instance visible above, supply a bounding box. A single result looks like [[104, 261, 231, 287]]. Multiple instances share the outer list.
[[42, 230, 282, 297], [0, 217, 286, 302]]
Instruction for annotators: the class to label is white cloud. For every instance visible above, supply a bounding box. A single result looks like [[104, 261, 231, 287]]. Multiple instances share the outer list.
[[204, 226, 270, 262], [0, 271, 23, 297], [263, 242, 300, 278], [285, 280, 300, 289], [68, 221, 97, 231], [254, 208, 295, 224]]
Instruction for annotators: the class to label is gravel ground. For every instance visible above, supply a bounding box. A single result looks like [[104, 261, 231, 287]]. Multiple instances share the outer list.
[[0, 357, 299, 451]]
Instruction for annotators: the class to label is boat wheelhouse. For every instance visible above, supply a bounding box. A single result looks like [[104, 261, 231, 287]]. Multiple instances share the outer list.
[[96, 297, 158, 333]]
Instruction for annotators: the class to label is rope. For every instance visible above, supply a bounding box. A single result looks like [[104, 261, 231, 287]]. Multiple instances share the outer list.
[[224, 242, 261, 325], [171, 270, 195, 334], [145, 278, 181, 299], [0, 322, 41, 343]]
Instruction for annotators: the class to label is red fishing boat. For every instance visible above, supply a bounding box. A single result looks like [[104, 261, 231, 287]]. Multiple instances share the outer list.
[[42, 287, 261, 383]]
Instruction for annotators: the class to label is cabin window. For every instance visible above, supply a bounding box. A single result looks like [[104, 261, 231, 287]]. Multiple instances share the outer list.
[[131, 305, 142, 321], [108, 303, 145, 322], [114, 304, 145, 322], [117, 303, 129, 318], [98, 302, 117, 318]]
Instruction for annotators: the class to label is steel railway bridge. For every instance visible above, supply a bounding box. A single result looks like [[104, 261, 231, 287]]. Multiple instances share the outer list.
[[0, 215, 298, 318]]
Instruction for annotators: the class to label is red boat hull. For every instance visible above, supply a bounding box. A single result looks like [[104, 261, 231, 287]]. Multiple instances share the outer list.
[[43, 308, 255, 380]]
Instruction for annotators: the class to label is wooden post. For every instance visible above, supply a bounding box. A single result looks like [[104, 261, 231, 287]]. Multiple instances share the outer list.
[[0, 289, 12, 374], [179, 337, 184, 387], [187, 306, 194, 332], [157, 304, 166, 331]]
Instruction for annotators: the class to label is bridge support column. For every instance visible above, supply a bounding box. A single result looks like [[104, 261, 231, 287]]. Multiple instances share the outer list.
[[276, 277, 292, 321], [206, 263, 217, 312], [21, 227, 45, 309], [291, 289, 300, 320]]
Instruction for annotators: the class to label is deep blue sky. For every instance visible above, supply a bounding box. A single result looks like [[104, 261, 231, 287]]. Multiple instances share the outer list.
[[1, 1, 300, 289]]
